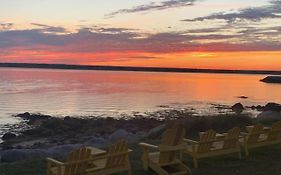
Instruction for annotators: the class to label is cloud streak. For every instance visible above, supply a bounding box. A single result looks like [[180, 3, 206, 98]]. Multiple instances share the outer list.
[[183, 0, 281, 23], [106, 0, 198, 18], [0, 25, 280, 55], [0, 23, 13, 30], [31, 23, 68, 34]]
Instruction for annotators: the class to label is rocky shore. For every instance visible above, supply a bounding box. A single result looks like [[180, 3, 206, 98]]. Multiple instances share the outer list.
[[0, 102, 280, 163], [261, 76, 281, 83]]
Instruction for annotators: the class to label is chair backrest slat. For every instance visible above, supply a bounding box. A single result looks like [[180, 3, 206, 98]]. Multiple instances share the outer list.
[[248, 124, 264, 144], [105, 140, 128, 168], [223, 127, 240, 149], [198, 130, 216, 153], [159, 123, 185, 164], [64, 147, 91, 175], [267, 121, 281, 141]]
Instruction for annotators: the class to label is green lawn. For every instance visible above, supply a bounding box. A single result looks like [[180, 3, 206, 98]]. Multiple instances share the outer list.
[[1, 144, 281, 175]]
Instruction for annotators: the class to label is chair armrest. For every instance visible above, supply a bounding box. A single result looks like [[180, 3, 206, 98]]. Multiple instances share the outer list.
[[184, 139, 198, 145], [159, 143, 187, 152], [139, 143, 158, 149], [90, 150, 132, 161], [240, 132, 249, 136], [46, 158, 64, 166]]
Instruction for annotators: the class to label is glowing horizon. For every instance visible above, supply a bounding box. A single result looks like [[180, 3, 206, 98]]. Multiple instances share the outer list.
[[0, 0, 281, 71]]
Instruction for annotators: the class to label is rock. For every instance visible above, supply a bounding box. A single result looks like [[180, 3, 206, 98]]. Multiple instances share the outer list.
[[260, 76, 281, 83], [16, 112, 31, 119], [23, 127, 45, 136], [231, 103, 244, 114], [238, 96, 248, 99], [1, 149, 48, 162], [64, 116, 71, 120], [128, 133, 143, 143], [1, 150, 26, 162], [84, 137, 109, 148], [16, 112, 51, 125], [40, 129, 55, 137], [257, 111, 281, 122], [109, 129, 129, 142], [2, 132, 16, 141], [250, 105, 263, 111], [264, 103, 281, 112], [144, 124, 167, 139], [47, 144, 82, 158]]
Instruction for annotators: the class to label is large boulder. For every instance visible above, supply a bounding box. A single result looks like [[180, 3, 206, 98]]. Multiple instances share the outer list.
[[144, 124, 167, 139], [264, 103, 281, 112], [231, 103, 244, 114], [1, 150, 26, 162], [109, 129, 129, 142], [84, 137, 109, 149], [2, 132, 16, 141], [16, 112, 31, 119], [257, 111, 281, 122], [1, 149, 48, 163], [108, 129, 140, 143], [47, 144, 82, 158]]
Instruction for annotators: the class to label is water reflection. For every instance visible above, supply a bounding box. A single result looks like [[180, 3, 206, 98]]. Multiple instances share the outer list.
[[0, 68, 280, 123]]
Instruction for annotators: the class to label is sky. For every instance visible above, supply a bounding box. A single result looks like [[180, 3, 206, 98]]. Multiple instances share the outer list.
[[0, 0, 281, 70]]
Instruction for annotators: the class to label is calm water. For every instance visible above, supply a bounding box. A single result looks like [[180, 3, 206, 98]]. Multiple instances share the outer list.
[[0, 68, 281, 129]]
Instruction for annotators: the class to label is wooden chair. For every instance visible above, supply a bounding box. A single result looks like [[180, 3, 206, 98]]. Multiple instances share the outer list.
[[267, 121, 281, 141], [241, 122, 281, 156], [139, 124, 191, 175], [183, 127, 241, 168], [47, 147, 92, 175], [87, 140, 132, 175]]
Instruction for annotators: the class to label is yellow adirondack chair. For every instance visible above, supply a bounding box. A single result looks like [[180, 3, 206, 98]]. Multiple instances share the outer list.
[[241, 122, 281, 156], [47, 147, 92, 175], [87, 140, 132, 175], [267, 121, 281, 141], [183, 127, 241, 168], [139, 124, 192, 175]]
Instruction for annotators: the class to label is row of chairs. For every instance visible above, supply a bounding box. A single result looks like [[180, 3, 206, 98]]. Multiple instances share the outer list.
[[47, 140, 132, 175], [47, 121, 281, 175]]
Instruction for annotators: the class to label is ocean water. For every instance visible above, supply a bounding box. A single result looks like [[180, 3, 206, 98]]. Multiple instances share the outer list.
[[0, 67, 280, 133]]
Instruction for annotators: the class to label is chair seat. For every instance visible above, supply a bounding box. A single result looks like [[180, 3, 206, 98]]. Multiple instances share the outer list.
[[244, 137, 268, 145], [186, 141, 226, 153], [148, 152, 181, 166], [211, 141, 224, 150], [185, 145, 197, 153], [50, 167, 65, 175], [148, 152, 161, 163], [88, 158, 106, 171]]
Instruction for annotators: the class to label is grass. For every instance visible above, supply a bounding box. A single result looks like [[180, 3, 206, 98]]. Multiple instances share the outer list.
[[1, 143, 281, 175]]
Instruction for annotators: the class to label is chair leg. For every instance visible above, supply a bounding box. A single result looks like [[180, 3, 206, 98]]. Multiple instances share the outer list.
[[128, 169, 132, 175], [193, 157, 198, 168], [143, 161, 149, 171], [245, 149, 249, 156], [245, 147, 249, 156], [179, 151, 183, 160], [141, 154, 149, 171], [238, 151, 242, 159]]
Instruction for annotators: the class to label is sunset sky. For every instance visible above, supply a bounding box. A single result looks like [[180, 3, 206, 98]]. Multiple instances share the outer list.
[[0, 0, 281, 70]]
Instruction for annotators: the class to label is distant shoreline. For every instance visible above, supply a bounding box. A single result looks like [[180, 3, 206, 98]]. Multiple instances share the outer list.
[[0, 63, 281, 75]]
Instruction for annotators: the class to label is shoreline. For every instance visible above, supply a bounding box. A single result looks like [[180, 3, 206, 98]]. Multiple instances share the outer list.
[[1, 102, 280, 149], [1, 63, 281, 75], [0, 102, 280, 163]]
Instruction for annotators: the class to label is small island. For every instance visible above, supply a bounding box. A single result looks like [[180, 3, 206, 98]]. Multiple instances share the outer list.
[[260, 76, 281, 84]]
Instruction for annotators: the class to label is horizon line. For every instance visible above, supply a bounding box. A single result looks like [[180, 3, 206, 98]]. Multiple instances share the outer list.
[[0, 62, 280, 75]]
